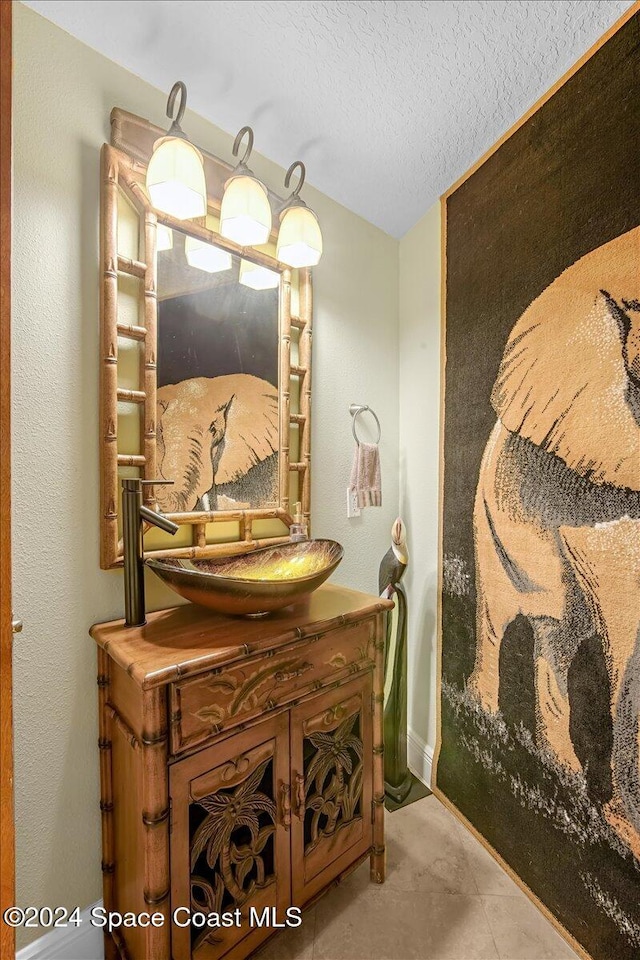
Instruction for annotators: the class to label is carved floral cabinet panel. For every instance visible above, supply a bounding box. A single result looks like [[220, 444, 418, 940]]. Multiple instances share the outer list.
[[90, 585, 392, 960], [170, 713, 291, 960], [291, 675, 372, 905]]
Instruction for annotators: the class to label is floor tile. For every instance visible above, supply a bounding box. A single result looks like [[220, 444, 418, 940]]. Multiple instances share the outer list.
[[255, 795, 581, 960], [482, 894, 579, 959], [451, 818, 523, 897], [383, 794, 479, 896], [313, 879, 499, 960], [254, 905, 315, 959]]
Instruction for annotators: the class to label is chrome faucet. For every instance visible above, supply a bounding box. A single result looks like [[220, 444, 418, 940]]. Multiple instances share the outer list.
[[122, 478, 179, 627]]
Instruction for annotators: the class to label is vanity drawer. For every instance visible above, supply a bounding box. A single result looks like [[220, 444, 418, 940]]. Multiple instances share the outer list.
[[169, 618, 376, 755]]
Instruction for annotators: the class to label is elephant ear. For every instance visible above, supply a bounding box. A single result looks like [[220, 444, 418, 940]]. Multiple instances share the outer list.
[[213, 374, 279, 484], [491, 227, 640, 491]]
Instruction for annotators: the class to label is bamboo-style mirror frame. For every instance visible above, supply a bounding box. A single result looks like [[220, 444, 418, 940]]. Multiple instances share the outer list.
[[100, 109, 312, 570]]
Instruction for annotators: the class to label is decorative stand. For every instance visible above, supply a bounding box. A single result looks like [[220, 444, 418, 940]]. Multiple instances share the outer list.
[[379, 520, 431, 811]]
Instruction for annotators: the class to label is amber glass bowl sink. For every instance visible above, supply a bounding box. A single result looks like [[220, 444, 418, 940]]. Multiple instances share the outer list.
[[146, 539, 344, 616]]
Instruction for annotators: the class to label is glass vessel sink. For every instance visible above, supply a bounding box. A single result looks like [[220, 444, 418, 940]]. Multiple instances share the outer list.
[[146, 539, 344, 617]]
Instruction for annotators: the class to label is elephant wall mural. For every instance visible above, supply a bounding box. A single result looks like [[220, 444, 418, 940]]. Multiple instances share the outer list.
[[470, 228, 640, 857], [435, 11, 640, 960]]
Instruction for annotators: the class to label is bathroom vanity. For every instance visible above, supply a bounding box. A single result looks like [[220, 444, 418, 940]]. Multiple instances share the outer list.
[[91, 584, 392, 960]]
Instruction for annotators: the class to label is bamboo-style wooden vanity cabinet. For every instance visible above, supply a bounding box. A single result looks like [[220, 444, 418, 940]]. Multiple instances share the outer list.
[[91, 584, 392, 960]]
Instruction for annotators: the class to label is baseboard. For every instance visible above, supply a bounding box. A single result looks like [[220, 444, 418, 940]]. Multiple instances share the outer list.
[[407, 727, 434, 787], [15, 902, 104, 960]]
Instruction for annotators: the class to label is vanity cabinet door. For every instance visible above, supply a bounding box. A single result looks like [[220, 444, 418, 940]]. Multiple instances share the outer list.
[[290, 673, 373, 905], [169, 713, 291, 960]]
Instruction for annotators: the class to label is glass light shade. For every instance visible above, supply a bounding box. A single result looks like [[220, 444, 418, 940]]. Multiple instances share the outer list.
[[185, 236, 232, 274], [146, 136, 207, 220], [156, 224, 173, 252], [239, 259, 280, 291], [220, 176, 271, 246], [277, 205, 323, 267]]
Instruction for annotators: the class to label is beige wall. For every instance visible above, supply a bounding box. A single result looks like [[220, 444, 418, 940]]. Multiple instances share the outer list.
[[12, 4, 399, 944], [398, 202, 442, 773]]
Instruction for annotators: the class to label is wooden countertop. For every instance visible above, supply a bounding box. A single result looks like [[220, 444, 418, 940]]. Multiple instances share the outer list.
[[90, 583, 393, 689]]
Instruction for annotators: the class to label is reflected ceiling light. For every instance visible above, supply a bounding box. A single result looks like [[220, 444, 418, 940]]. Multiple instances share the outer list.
[[156, 224, 173, 252], [220, 126, 272, 246], [239, 259, 280, 291], [185, 235, 232, 274], [146, 81, 207, 220], [276, 161, 323, 268]]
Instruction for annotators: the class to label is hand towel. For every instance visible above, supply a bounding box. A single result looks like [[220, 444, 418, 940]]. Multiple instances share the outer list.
[[349, 442, 382, 508]]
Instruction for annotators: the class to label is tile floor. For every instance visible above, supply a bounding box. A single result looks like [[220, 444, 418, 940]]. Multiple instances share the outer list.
[[257, 794, 580, 960]]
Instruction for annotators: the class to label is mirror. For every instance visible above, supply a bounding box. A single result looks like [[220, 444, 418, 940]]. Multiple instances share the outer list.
[[99, 134, 312, 570], [156, 232, 280, 514]]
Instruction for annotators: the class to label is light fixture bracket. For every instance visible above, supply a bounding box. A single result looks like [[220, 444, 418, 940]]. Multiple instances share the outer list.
[[277, 160, 309, 217], [223, 126, 264, 192], [232, 125, 255, 165], [165, 80, 189, 140]]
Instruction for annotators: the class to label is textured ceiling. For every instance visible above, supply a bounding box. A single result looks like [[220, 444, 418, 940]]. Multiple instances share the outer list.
[[23, 0, 633, 237]]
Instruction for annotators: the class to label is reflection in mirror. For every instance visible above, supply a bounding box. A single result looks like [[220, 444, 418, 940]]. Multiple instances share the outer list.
[[156, 230, 280, 515]]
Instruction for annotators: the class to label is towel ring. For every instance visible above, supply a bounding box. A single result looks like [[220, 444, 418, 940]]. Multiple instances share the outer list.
[[349, 404, 381, 444]]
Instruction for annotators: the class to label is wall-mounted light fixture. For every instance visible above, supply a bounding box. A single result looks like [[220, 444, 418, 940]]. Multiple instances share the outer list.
[[239, 259, 280, 291], [185, 236, 232, 274], [220, 126, 272, 247], [146, 81, 207, 220], [146, 83, 322, 273], [276, 161, 323, 268]]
